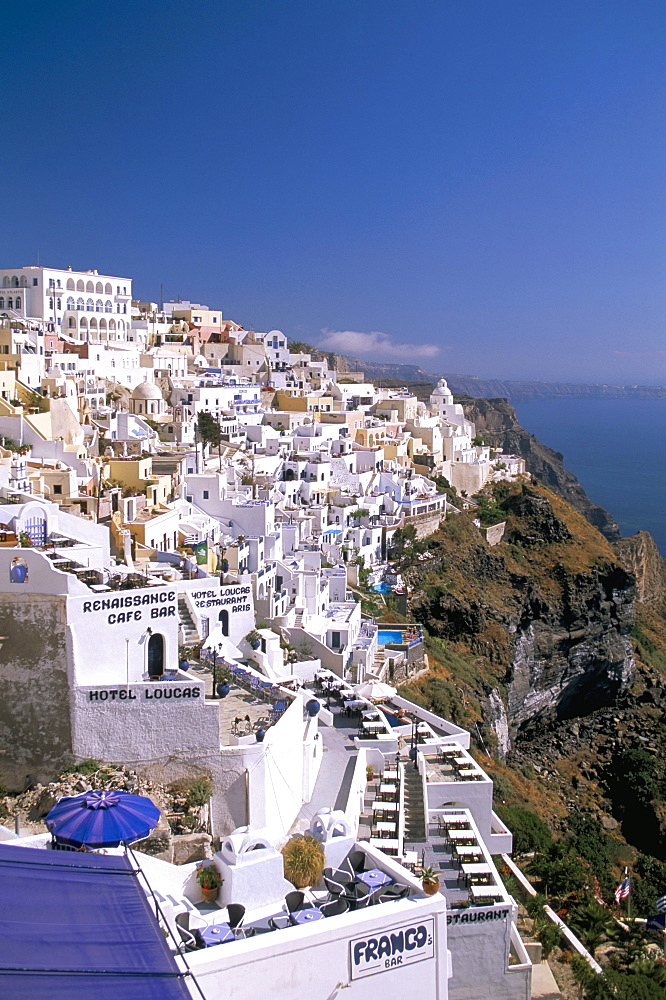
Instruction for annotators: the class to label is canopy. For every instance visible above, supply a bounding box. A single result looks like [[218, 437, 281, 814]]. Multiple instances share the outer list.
[[0, 843, 191, 1000], [45, 790, 161, 848], [354, 680, 397, 700]]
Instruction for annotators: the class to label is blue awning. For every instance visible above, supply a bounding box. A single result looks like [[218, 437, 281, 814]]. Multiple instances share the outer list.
[[0, 844, 192, 1000]]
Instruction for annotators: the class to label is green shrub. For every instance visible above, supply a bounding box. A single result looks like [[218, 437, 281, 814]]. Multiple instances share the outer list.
[[495, 805, 552, 855]]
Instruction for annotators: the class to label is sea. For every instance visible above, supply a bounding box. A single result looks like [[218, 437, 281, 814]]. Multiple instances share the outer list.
[[513, 398, 666, 557]]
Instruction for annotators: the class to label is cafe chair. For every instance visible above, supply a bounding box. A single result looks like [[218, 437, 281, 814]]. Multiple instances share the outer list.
[[380, 883, 410, 901], [343, 881, 370, 910], [268, 915, 292, 931], [318, 897, 349, 917], [346, 850, 366, 873], [227, 903, 246, 938], [285, 890, 314, 914], [176, 922, 206, 951]]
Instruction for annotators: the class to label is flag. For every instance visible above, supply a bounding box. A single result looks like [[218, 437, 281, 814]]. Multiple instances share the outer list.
[[183, 534, 198, 546], [647, 913, 666, 933], [194, 540, 208, 566], [615, 875, 631, 904], [656, 895, 666, 914]]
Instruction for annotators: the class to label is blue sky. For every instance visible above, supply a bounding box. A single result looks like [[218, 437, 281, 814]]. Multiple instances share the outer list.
[[4, 1, 666, 383]]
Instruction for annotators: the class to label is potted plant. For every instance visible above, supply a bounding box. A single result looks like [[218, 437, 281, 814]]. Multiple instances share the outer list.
[[281, 835, 325, 889], [245, 629, 262, 651], [421, 866, 440, 896], [366, 765, 375, 783], [196, 863, 223, 903]]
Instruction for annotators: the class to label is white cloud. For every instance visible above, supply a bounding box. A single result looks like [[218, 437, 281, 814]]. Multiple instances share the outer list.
[[317, 328, 442, 361]]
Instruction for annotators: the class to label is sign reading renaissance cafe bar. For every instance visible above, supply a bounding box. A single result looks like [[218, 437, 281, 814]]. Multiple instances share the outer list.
[[350, 918, 434, 979]]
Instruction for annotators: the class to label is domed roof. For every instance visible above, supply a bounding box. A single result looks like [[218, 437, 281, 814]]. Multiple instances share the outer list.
[[132, 381, 162, 400], [431, 378, 451, 396]]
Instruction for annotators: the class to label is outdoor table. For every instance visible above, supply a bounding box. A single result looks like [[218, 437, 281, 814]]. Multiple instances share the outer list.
[[362, 721, 385, 732], [356, 868, 393, 890], [453, 756, 469, 765], [291, 907, 325, 925], [372, 800, 398, 813], [382, 769, 399, 780], [201, 922, 235, 946], [454, 845, 484, 859], [470, 885, 504, 901], [375, 821, 397, 834], [362, 709, 380, 719], [447, 829, 476, 846], [442, 817, 471, 829], [369, 837, 400, 854], [344, 699, 365, 709], [378, 782, 397, 795], [462, 863, 493, 885], [457, 768, 478, 777]]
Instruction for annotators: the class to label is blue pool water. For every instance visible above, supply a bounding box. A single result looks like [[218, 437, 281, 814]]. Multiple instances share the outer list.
[[378, 630, 405, 645], [372, 582, 393, 593]]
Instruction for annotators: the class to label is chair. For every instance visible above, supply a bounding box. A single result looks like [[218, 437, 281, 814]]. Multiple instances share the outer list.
[[226, 903, 246, 938], [318, 897, 349, 917], [347, 850, 366, 873], [345, 882, 371, 910], [379, 883, 410, 901], [323, 868, 352, 895], [285, 890, 313, 914], [176, 923, 206, 951], [268, 915, 292, 930]]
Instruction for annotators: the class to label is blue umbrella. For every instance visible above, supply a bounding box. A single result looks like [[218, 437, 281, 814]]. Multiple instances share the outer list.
[[45, 790, 161, 848]]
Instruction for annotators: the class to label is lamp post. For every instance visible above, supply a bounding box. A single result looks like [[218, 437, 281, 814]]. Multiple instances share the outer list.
[[212, 643, 223, 697], [409, 719, 419, 769]]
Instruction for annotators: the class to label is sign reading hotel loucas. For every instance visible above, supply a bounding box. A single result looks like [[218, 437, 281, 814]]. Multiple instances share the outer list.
[[350, 917, 434, 979], [87, 684, 201, 702]]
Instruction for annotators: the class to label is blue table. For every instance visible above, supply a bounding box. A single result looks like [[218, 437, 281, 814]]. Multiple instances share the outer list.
[[201, 922, 235, 946], [291, 907, 325, 925], [356, 868, 393, 890]]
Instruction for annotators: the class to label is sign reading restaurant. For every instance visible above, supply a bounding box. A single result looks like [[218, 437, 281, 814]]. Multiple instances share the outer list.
[[350, 917, 434, 979]]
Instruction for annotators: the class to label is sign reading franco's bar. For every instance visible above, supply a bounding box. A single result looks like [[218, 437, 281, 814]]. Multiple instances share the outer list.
[[350, 917, 434, 979]]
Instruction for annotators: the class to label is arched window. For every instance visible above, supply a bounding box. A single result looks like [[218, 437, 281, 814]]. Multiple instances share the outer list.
[[15, 297, 21, 309], [96, 299, 103, 312], [118, 320, 125, 331], [85, 281, 93, 292], [104, 282, 112, 294], [7, 298, 12, 308], [109, 319, 116, 330], [76, 279, 84, 291], [147, 633, 164, 678], [20, 276, 27, 287], [95, 281, 103, 293], [86, 298, 94, 311], [11, 276, 19, 287], [67, 297, 75, 310], [0, 298, 4, 308], [68, 317, 76, 329], [80, 317, 87, 329], [89, 317, 97, 329], [218, 609, 229, 637], [105, 300, 112, 312], [2, 277, 9, 287], [66, 278, 75, 290], [99, 318, 107, 330], [77, 297, 84, 310]]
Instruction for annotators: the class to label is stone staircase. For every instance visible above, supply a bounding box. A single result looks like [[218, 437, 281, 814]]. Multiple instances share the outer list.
[[178, 597, 199, 644], [402, 761, 426, 842], [294, 608, 305, 627]]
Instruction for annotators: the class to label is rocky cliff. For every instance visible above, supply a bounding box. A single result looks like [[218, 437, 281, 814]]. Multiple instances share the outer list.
[[460, 395, 621, 540], [399, 484, 635, 745], [613, 530, 666, 609]]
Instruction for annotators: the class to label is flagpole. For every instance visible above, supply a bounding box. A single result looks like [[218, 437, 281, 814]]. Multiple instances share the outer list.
[[626, 867, 631, 921]]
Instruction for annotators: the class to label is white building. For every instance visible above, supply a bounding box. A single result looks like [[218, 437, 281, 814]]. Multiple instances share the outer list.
[[0, 265, 133, 342]]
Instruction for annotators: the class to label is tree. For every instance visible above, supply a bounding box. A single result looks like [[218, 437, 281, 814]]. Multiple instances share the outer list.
[[197, 411, 222, 465], [568, 899, 615, 958]]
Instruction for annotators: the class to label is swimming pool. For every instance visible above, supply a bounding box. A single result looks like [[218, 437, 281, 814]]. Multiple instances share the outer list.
[[377, 630, 406, 646], [372, 582, 393, 594]]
